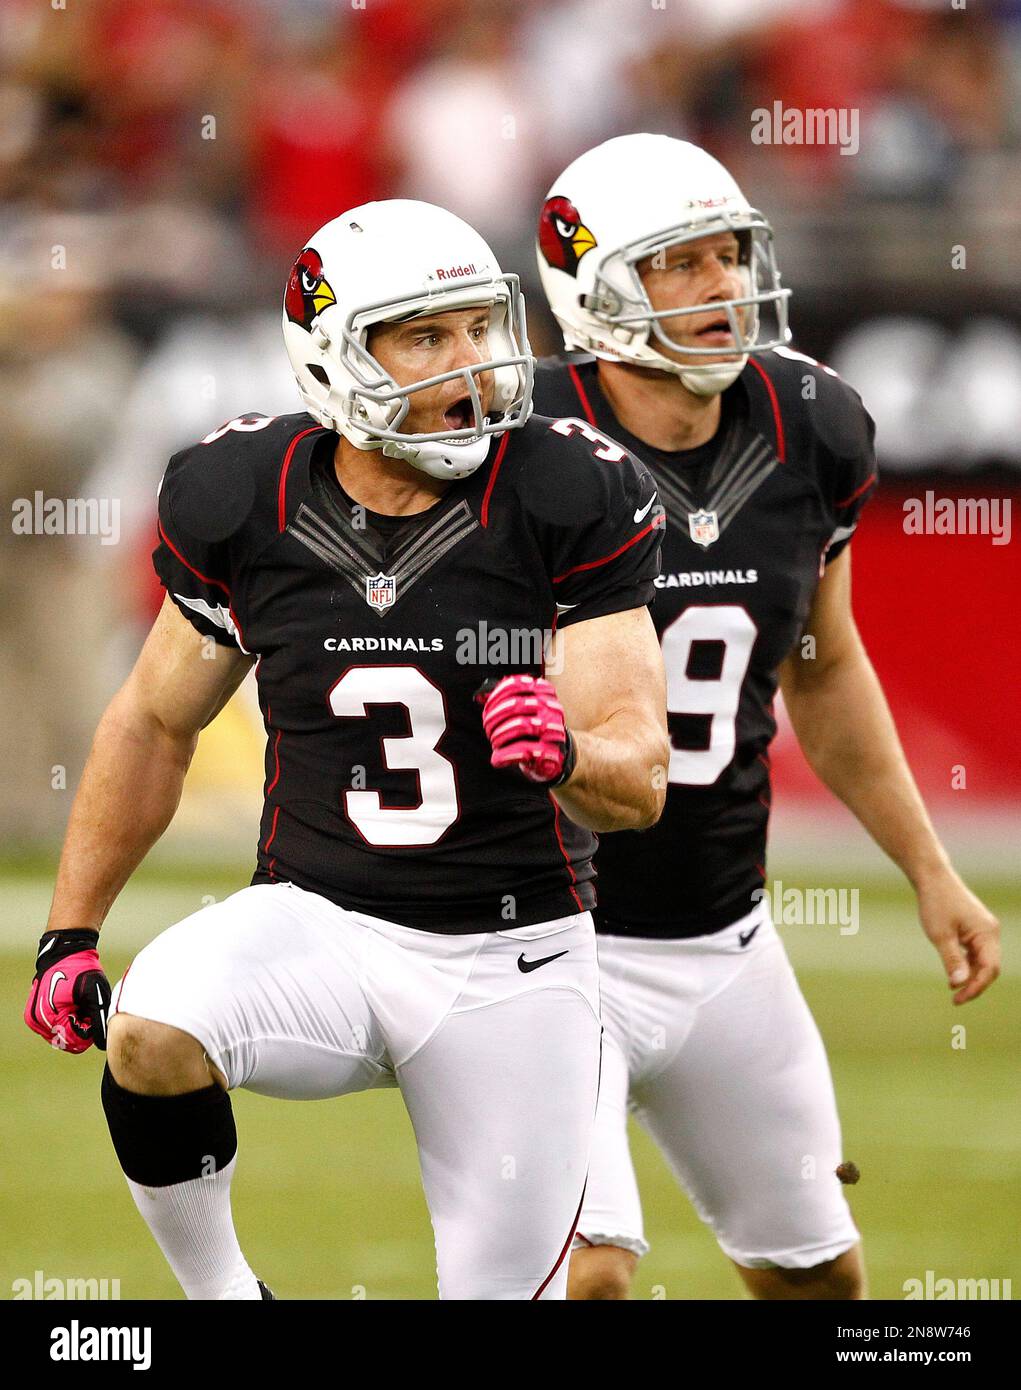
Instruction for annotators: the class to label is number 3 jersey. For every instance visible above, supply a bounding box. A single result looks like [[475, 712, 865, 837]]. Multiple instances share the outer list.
[[152, 411, 661, 934], [532, 350, 878, 939]]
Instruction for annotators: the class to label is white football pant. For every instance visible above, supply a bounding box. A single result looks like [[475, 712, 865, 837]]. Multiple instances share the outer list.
[[111, 881, 602, 1299], [576, 902, 860, 1272]]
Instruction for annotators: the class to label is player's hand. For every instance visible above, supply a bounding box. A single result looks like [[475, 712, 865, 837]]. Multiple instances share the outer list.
[[476, 674, 576, 786], [915, 868, 1001, 1005], [25, 930, 111, 1052]]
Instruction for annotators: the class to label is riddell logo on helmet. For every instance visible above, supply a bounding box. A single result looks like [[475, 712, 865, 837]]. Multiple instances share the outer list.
[[434, 264, 478, 280], [685, 196, 731, 209]]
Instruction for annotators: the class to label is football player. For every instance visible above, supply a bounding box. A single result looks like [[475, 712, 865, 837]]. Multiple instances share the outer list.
[[533, 135, 1001, 1300], [25, 199, 670, 1300]]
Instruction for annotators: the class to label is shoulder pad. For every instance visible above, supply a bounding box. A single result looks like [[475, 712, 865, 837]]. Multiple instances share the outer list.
[[751, 348, 871, 462], [163, 412, 319, 543], [510, 413, 646, 528]]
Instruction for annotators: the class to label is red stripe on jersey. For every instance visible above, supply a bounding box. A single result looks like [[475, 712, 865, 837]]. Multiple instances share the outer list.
[[157, 520, 231, 595], [568, 362, 598, 427], [480, 431, 511, 528], [262, 804, 281, 855], [551, 516, 662, 584], [266, 729, 282, 795], [748, 358, 786, 463], [549, 795, 584, 913], [277, 427, 322, 532], [532, 1182, 587, 1299], [835, 471, 877, 509]]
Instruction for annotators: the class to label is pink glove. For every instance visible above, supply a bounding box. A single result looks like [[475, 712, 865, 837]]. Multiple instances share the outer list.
[[477, 674, 576, 785], [25, 930, 111, 1053]]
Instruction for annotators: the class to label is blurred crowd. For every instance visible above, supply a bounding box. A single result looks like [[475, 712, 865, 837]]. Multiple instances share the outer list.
[[2, 0, 1020, 840]]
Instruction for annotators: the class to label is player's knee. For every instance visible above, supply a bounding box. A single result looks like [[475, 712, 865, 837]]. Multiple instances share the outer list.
[[107, 1014, 216, 1095], [811, 1252, 864, 1300], [795, 1245, 864, 1300], [568, 1245, 637, 1300], [741, 1247, 864, 1300], [778, 1260, 862, 1300]]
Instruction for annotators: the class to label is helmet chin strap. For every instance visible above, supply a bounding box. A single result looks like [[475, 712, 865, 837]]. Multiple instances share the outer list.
[[677, 355, 748, 397], [380, 430, 493, 482], [629, 345, 747, 396], [331, 396, 497, 482], [576, 327, 749, 399], [632, 337, 747, 396]]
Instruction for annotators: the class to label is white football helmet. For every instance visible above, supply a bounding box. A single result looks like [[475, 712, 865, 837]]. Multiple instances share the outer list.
[[283, 200, 534, 480], [537, 134, 791, 396]]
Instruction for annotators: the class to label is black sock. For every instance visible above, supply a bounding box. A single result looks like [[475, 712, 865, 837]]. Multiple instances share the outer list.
[[101, 1063, 238, 1186]]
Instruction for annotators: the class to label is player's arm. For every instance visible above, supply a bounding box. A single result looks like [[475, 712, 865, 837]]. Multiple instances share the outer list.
[[778, 548, 1000, 1004], [478, 420, 667, 828], [46, 595, 254, 938], [546, 605, 668, 831]]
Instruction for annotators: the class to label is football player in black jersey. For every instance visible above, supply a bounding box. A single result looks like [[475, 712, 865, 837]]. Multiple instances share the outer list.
[[533, 135, 1001, 1300], [25, 199, 669, 1300]]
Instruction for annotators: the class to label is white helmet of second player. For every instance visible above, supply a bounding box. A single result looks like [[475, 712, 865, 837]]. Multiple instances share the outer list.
[[283, 200, 534, 480], [537, 134, 791, 396]]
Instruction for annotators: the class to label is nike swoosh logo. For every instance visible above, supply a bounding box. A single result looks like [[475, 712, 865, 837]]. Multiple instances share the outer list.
[[517, 949, 569, 973], [738, 923, 761, 948], [93, 982, 108, 1043], [47, 970, 66, 1011], [634, 493, 658, 523]]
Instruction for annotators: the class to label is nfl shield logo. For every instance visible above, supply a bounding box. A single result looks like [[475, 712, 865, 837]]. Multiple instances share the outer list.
[[688, 509, 720, 548], [366, 571, 396, 612]]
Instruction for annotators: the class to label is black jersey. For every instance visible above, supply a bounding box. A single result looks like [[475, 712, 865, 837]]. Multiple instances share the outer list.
[[153, 410, 660, 933], [532, 351, 877, 938]]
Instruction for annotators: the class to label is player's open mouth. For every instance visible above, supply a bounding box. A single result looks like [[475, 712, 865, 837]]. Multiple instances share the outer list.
[[694, 317, 735, 344], [444, 396, 476, 431]]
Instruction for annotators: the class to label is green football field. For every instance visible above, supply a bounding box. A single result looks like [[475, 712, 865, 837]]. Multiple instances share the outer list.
[[2, 862, 1017, 1301]]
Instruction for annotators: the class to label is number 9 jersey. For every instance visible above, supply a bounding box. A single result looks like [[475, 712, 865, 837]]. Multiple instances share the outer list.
[[532, 349, 877, 938], [152, 410, 662, 934]]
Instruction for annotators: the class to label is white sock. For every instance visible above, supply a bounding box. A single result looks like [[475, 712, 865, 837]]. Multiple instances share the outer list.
[[126, 1155, 262, 1300]]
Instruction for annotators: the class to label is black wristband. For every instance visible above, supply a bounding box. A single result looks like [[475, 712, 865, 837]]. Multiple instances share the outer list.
[[550, 730, 578, 788], [34, 929, 100, 976]]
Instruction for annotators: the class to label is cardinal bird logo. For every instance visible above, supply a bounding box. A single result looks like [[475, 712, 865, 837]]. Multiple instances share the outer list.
[[285, 247, 337, 329], [538, 196, 597, 278]]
